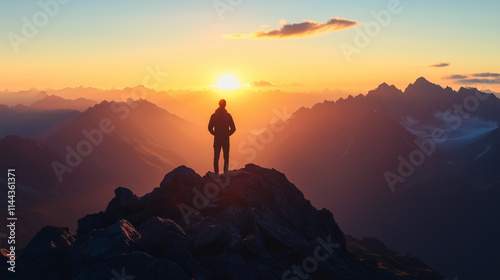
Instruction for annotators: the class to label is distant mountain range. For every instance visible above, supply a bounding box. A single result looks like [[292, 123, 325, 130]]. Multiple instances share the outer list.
[[0, 95, 97, 139], [255, 77, 500, 280], [0, 105, 80, 139], [0, 99, 210, 247], [0, 86, 177, 106], [30, 95, 97, 111]]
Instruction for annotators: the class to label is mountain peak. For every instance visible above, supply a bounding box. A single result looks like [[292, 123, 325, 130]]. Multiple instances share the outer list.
[[367, 82, 403, 97], [85, 98, 160, 114], [414, 76, 430, 85], [404, 77, 444, 96], [160, 165, 200, 188], [12, 164, 442, 279]]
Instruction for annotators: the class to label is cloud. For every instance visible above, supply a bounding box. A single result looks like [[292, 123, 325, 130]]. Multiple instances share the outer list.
[[228, 17, 359, 39], [443, 74, 468, 79], [245, 80, 305, 88], [430, 62, 450, 68], [249, 80, 274, 87], [443, 72, 500, 84], [455, 78, 500, 85], [472, 72, 500, 78]]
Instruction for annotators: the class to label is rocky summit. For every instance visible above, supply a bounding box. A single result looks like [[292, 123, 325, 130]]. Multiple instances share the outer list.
[[5, 164, 443, 280]]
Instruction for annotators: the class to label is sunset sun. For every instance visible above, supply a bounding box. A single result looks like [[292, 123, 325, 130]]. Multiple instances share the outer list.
[[216, 75, 240, 90]]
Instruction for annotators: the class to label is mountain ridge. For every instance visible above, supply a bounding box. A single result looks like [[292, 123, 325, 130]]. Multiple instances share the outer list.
[[30, 95, 97, 111], [4, 164, 443, 280], [254, 77, 500, 279]]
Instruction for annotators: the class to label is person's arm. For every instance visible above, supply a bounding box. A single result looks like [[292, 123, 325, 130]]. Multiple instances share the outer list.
[[208, 115, 215, 135], [229, 114, 236, 136]]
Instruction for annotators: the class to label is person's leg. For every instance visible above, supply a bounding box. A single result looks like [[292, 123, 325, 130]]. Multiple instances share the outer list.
[[214, 140, 222, 174], [222, 141, 230, 174]]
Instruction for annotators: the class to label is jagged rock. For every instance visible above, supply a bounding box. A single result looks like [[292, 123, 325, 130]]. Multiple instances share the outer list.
[[137, 217, 205, 278], [106, 187, 140, 216], [346, 235, 443, 280], [76, 211, 106, 235], [17, 226, 75, 279], [237, 234, 268, 258], [14, 164, 443, 280], [72, 219, 140, 264], [160, 165, 202, 188]]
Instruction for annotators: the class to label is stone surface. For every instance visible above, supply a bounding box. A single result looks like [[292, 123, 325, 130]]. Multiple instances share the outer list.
[[11, 164, 444, 280]]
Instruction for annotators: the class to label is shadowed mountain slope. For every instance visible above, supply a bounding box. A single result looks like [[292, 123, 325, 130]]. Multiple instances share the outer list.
[[255, 78, 500, 279]]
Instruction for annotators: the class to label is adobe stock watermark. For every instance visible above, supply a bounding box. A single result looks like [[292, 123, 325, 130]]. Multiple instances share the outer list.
[[282, 235, 340, 280], [213, 0, 244, 21], [384, 89, 491, 192], [7, 0, 72, 54], [179, 171, 240, 225], [51, 65, 169, 182], [340, 0, 410, 63], [237, 107, 294, 162]]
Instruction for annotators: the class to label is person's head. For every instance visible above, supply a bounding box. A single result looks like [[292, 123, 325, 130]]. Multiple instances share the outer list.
[[219, 99, 226, 108]]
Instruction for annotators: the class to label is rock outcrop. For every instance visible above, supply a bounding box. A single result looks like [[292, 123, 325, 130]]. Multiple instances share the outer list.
[[9, 164, 443, 280]]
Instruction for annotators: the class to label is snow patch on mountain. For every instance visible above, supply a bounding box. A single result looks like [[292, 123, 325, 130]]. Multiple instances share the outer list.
[[400, 114, 498, 144]]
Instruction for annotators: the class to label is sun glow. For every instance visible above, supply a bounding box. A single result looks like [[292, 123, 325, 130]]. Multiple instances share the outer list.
[[216, 75, 240, 90]]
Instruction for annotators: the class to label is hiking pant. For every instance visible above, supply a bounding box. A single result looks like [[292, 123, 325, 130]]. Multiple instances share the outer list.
[[214, 137, 229, 174]]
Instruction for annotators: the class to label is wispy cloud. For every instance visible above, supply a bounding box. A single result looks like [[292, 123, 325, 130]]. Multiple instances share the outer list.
[[443, 72, 500, 85], [249, 80, 274, 87], [443, 74, 468, 79], [228, 17, 359, 39], [455, 78, 500, 85], [472, 72, 500, 78], [245, 80, 304, 87], [430, 62, 450, 68]]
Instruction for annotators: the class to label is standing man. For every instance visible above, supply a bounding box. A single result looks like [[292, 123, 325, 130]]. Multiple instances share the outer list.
[[208, 99, 236, 174]]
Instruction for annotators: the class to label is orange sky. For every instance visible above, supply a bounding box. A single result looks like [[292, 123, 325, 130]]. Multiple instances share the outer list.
[[1, 1, 499, 94]]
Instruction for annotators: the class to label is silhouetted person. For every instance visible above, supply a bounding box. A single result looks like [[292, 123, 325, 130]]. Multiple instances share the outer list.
[[208, 99, 235, 174]]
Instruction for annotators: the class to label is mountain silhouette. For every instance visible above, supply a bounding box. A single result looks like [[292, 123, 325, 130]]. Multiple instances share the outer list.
[[255, 78, 500, 279], [0, 104, 81, 139], [30, 95, 97, 111], [0, 89, 47, 106], [45, 99, 209, 190], [0, 99, 210, 247], [3, 165, 443, 280]]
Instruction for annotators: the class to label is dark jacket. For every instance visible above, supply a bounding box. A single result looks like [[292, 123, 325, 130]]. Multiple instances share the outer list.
[[208, 107, 236, 140]]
